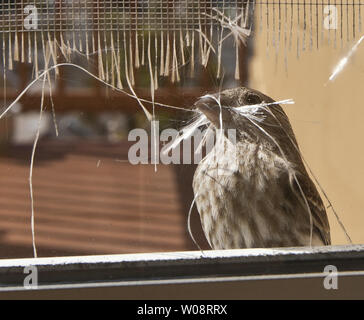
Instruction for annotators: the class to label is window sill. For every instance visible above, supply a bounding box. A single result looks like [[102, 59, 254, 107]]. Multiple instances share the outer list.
[[1, 244, 364, 299]]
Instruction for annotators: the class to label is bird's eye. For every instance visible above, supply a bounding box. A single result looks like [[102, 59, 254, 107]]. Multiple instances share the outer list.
[[245, 94, 262, 105]]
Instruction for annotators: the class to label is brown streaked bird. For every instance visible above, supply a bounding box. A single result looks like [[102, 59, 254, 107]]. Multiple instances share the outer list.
[[192, 87, 331, 249]]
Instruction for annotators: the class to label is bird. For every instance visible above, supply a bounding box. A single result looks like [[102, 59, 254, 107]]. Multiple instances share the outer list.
[[192, 87, 331, 249]]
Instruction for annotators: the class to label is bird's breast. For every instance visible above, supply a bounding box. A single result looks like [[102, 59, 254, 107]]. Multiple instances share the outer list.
[[192, 138, 298, 249]]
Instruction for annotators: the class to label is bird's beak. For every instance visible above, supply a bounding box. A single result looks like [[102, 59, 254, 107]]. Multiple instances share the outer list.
[[194, 96, 231, 128]]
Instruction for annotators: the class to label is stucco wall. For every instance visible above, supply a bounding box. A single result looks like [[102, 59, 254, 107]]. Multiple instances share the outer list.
[[249, 5, 364, 244]]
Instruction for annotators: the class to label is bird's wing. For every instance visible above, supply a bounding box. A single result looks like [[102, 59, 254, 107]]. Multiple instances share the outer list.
[[293, 171, 331, 245]]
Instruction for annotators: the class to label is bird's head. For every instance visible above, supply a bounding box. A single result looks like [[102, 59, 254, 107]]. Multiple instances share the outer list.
[[194, 87, 296, 146]]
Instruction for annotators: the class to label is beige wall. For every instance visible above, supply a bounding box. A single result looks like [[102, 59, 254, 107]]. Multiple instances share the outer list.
[[249, 7, 364, 244]]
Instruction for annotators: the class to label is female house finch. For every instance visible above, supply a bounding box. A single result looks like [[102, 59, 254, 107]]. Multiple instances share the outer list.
[[192, 87, 331, 249]]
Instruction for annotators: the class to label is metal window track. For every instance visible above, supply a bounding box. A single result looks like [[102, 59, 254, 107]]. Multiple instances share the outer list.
[[1, 245, 364, 299]]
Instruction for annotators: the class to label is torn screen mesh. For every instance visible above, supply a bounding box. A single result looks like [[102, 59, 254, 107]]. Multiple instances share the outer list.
[[0, 1, 245, 32]]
